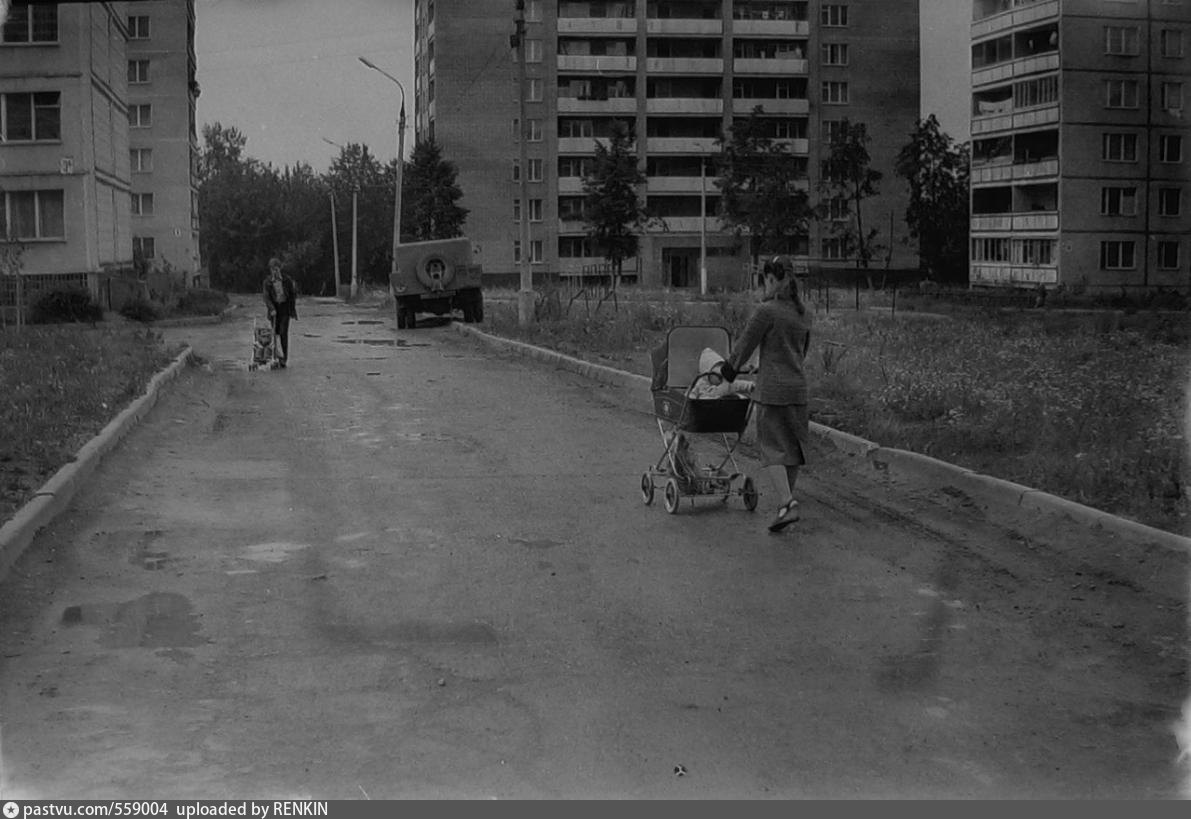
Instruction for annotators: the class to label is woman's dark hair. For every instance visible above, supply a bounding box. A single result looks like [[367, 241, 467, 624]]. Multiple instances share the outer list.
[[764, 257, 807, 316]]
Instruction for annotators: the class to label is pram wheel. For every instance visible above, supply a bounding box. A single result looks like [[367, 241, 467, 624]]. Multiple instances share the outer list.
[[663, 477, 681, 514], [742, 476, 759, 511], [640, 472, 655, 505]]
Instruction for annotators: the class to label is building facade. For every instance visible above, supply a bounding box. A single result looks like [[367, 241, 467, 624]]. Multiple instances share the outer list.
[[970, 0, 1191, 292], [125, 0, 202, 282], [413, 0, 919, 288], [1, 2, 131, 277]]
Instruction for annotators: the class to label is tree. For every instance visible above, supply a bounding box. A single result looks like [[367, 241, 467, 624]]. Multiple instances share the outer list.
[[716, 106, 813, 270], [819, 118, 883, 287], [401, 139, 468, 242], [895, 114, 971, 284], [582, 120, 650, 284], [324, 143, 393, 285]]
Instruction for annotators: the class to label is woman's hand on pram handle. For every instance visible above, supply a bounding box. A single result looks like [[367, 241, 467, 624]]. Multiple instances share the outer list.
[[719, 361, 737, 383]]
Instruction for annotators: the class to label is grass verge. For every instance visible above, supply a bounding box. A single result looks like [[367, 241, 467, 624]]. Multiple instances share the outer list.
[[483, 287, 1190, 534], [0, 325, 183, 526]]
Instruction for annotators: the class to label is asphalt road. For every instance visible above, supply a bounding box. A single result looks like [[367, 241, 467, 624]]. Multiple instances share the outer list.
[[0, 297, 1187, 799]]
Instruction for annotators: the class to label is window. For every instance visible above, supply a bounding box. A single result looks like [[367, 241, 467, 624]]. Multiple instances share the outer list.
[[821, 81, 848, 104], [821, 4, 848, 26], [821, 43, 848, 65], [1015, 75, 1059, 108], [559, 236, 593, 258], [526, 0, 543, 21], [826, 196, 849, 221], [821, 119, 844, 141], [133, 236, 155, 260], [130, 148, 152, 172], [821, 237, 847, 260], [559, 196, 586, 220], [1161, 29, 1185, 58], [1159, 134, 1183, 162], [2, 189, 65, 240], [559, 156, 593, 177], [528, 158, 544, 182], [528, 199, 543, 222], [128, 15, 151, 39], [528, 78, 543, 102], [559, 118, 594, 138], [527, 119, 542, 141], [972, 237, 1010, 263], [1158, 187, 1182, 216], [1019, 239, 1054, 265], [1105, 79, 1139, 108], [1102, 132, 1138, 161], [527, 39, 543, 62], [129, 104, 152, 128], [128, 60, 150, 84], [1, 92, 61, 141], [513, 199, 521, 222], [512, 159, 520, 181], [2, 2, 58, 43], [1099, 240, 1135, 269], [1101, 186, 1138, 216], [512, 240, 544, 263], [131, 193, 154, 216], [1104, 26, 1140, 55], [1158, 241, 1180, 269], [1162, 82, 1184, 111]]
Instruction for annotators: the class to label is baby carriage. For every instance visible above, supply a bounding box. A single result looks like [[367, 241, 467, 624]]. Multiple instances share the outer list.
[[641, 325, 759, 514], [249, 317, 279, 371]]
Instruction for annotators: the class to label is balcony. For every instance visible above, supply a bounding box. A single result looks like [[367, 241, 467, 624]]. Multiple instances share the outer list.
[[970, 158, 1058, 184], [646, 57, 723, 74], [776, 137, 809, 155], [733, 19, 809, 37], [733, 57, 808, 75], [645, 97, 723, 114], [558, 136, 612, 153], [973, 52, 1060, 88], [558, 97, 639, 114], [648, 176, 711, 194], [646, 216, 726, 233], [646, 137, 720, 153], [971, 211, 1058, 231], [557, 17, 638, 34], [972, 0, 1058, 40], [558, 177, 585, 195], [646, 19, 723, 35], [971, 263, 1058, 285], [972, 102, 1059, 135], [732, 97, 808, 115], [557, 55, 637, 72]]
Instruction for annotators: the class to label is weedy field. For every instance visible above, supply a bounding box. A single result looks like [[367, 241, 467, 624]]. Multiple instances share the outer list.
[[483, 286, 1191, 534], [0, 326, 181, 525]]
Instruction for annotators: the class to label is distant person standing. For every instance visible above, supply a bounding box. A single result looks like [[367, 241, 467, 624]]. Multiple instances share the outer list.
[[262, 257, 298, 368], [719, 257, 812, 533]]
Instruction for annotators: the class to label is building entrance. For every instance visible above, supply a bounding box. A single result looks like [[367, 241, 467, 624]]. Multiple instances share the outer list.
[[663, 248, 698, 288]]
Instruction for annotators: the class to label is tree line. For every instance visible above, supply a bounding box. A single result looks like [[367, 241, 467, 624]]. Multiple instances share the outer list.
[[197, 112, 969, 295], [197, 123, 467, 294]]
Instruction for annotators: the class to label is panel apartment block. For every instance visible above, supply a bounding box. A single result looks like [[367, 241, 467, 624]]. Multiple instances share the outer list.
[[1, 2, 132, 276], [126, 0, 202, 280], [970, 0, 1191, 292], [413, 0, 919, 288]]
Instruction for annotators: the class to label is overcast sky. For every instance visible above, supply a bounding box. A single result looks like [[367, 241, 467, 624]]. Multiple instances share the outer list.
[[194, 0, 971, 170]]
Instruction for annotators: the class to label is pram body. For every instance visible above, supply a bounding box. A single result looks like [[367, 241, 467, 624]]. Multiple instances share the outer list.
[[249, 318, 278, 370], [641, 326, 758, 514]]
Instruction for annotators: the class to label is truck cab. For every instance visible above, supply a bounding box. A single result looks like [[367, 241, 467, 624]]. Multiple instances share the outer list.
[[391, 237, 484, 329]]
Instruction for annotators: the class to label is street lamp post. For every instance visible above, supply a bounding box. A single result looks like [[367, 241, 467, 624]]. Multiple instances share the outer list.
[[321, 137, 345, 298], [358, 57, 406, 298]]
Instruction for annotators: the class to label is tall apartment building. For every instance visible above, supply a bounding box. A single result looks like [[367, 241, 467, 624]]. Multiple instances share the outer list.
[[126, 0, 202, 281], [1, 2, 131, 278], [413, 0, 919, 288], [970, 0, 1190, 293]]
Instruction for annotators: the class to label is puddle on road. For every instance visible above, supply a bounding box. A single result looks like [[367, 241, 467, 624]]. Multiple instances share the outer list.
[[509, 537, 563, 550], [61, 592, 203, 649], [342, 320, 385, 325], [333, 338, 430, 347], [241, 541, 310, 563]]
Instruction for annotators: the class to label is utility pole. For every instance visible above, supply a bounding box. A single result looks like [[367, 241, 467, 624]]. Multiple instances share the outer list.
[[329, 192, 341, 296], [700, 157, 708, 295], [513, 0, 533, 327], [350, 188, 359, 299]]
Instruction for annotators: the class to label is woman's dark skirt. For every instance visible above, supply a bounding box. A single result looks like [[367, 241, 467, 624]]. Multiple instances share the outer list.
[[754, 403, 809, 467]]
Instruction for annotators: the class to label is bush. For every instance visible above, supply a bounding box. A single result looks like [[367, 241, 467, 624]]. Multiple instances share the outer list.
[[119, 297, 163, 323], [174, 287, 230, 316], [29, 289, 104, 324]]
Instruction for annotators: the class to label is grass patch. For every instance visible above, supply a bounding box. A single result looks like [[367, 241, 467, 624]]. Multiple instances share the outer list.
[[484, 288, 1190, 533], [0, 326, 182, 524]]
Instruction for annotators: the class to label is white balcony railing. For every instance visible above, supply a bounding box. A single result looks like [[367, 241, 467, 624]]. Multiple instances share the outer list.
[[558, 136, 611, 154], [645, 97, 723, 114], [970, 211, 1059, 231], [557, 17, 638, 34], [646, 216, 726, 233], [646, 137, 720, 153], [733, 57, 808, 75], [645, 18, 722, 35], [733, 19, 810, 37], [645, 57, 723, 74], [557, 55, 637, 72], [972, 0, 1058, 39], [557, 97, 639, 114], [971, 263, 1058, 285], [647, 176, 711, 194], [731, 97, 809, 115]]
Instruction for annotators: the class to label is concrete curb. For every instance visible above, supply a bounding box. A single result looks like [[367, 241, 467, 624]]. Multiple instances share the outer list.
[[0, 347, 195, 583], [454, 323, 1191, 555]]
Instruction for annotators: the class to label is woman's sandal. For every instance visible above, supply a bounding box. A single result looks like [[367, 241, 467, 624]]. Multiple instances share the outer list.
[[767, 499, 800, 532]]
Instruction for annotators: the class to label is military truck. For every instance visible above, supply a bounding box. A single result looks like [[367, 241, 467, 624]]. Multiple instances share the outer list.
[[390, 237, 484, 328]]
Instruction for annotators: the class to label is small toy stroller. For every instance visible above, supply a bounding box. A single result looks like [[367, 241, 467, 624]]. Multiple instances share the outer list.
[[641, 325, 759, 514], [249, 317, 279, 371]]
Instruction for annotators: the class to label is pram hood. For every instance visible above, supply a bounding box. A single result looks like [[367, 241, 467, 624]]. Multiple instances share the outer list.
[[650, 326, 731, 392]]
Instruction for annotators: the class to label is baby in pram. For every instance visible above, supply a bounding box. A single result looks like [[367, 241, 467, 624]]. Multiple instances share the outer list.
[[687, 347, 754, 400]]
